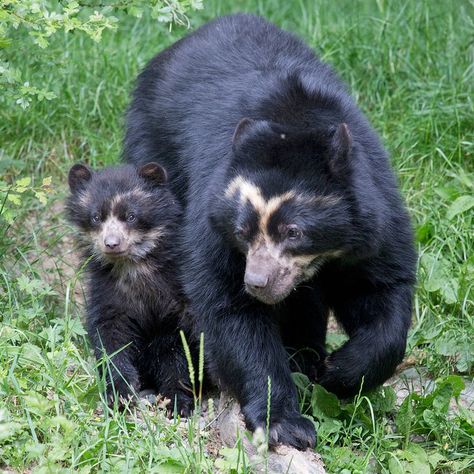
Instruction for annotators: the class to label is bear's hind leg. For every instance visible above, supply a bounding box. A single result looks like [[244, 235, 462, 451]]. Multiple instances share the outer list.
[[281, 286, 329, 381]]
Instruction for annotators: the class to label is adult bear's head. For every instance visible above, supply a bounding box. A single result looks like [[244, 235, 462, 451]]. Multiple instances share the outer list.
[[211, 117, 378, 305]]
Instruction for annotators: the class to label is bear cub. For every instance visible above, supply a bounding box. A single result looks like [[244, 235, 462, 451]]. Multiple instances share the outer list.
[[67, 162, 195, 415]]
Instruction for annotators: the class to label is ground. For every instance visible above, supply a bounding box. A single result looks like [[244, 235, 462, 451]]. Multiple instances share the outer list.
[[0, 0, 473, 472]]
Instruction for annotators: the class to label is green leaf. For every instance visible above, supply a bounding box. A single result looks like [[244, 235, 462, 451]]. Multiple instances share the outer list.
[[215, 447, 246, 471], [415, 222, 434, 243], [311, 384, 341, 419], [370, 386, 397, 413], [446, 195, 474, 219], [292, 372, 311, 392], [67, 317, 87, 337], [15, 176, 31, 188], [35, 191, 47, 204], [6, 193, 21, 205], [436, 375, 464, 398], [396, 394, 414, 435], [153, 461, 185, 473], [422, 408, 440, 428], [427, 452, 445, 469], [0, 409, 23, 442], [421, 253, 459, 304], [388, 456, 405, 474]]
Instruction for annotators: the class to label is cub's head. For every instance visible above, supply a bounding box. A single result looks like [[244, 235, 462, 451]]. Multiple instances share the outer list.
[[67, 162, 179, 264], [212, 118, 372, 305]]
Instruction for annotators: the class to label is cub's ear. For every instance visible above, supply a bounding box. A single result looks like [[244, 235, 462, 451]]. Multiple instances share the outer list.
[[232, 117, 274, 151], [68, 164, 92, 193], [329, 123, 352, 175], [138, 162, 168, 186]]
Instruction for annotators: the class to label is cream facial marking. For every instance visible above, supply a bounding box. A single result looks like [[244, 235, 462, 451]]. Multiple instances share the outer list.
[[110, 189, 153, 210], [225, 175, 341, 236], [127, 227, 165, 259], [225, 176, 295, 234]]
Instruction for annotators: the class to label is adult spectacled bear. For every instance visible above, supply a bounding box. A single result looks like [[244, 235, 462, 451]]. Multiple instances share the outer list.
[[124, 14, 416, 450]]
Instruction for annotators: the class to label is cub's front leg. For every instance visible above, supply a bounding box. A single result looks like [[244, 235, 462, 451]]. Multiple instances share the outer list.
[[87, 303, 140, 404]]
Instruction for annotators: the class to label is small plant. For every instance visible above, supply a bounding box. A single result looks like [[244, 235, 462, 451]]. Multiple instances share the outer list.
[[298, 375, 473, 473], [0, 175, 53, 224], [1, 0, 203, 108]]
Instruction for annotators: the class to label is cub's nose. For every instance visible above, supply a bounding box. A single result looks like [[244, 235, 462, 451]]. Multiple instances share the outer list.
[[104, 234, 122, 252], [244, 271, 269, 290]]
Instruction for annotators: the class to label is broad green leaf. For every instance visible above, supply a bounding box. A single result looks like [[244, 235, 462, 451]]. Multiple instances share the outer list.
[[421, 253, 459, 304], [311, 384, 341, 419], [427, 452, 445, 469], [6, 193, 21, 205], [388, 456, 406, 474], [15, 176, 31, 188], [446, 195, 474, 220], [440, 278, 458, 304], [436, 374, 464, 398], [292, 372, 311, 392], [153, 461, 185, 473], [422, 408, 440, 427], [395, 394, 414, 435], [370, 386, 397, 413]]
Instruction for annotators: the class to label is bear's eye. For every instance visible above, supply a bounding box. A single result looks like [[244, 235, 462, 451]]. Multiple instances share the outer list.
[[234, 226, 248, 241], [91, 213, 101, 224], [127, 213, 136, 223], [286, 225, 302, 240]]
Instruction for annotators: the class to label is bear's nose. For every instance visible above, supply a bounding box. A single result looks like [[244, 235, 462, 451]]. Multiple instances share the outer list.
[[244, 271, 269, 289], [104, 234, 122, 250]]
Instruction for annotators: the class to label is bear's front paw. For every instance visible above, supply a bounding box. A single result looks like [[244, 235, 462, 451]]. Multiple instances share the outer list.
[[243, 407, 316, 451], [269, 414, 316, 450], [316, 354, 362, 398]]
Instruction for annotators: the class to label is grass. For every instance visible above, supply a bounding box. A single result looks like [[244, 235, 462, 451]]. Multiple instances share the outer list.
[[1, 0, 473, 472]]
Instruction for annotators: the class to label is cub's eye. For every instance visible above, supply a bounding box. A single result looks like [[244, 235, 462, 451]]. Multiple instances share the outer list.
[[91, 213, 101, 224], [286, 225, 302, 240], [127, 213, 136, 223]]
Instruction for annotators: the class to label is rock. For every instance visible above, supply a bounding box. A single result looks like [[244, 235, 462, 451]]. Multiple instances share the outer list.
[[215, 394, 326, 474], [459, 380, 474, 410], [387, 368, 474, 412]]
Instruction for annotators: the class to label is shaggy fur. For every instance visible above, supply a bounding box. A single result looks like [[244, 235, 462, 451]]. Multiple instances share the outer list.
[[124, 14, 416, 449], [66, 163, 195, 415]]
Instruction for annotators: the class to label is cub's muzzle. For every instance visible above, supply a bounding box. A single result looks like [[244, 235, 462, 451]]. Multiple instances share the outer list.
[[99, 217, 130, 257], [104, 233, 125, 254]]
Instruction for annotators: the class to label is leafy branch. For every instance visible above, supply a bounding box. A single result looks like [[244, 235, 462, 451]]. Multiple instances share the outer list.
[[0, 0, 203, 108]]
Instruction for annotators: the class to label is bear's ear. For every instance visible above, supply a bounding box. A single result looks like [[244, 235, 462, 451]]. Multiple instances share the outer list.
[[329, 123, 352, 175], [138, 162, 168, 186], [232, 118, 274, 151], [232, 118, 256, 145], [68, 164, 93, 193]]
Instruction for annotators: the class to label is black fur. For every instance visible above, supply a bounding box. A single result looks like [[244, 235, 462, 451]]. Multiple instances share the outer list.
[[66, 164, 195, 415], [124, 14, 416, 449]]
